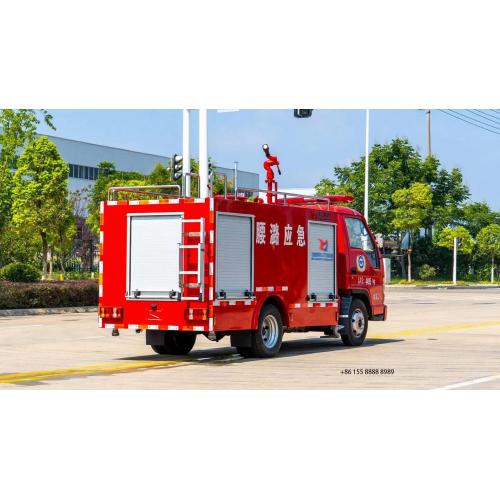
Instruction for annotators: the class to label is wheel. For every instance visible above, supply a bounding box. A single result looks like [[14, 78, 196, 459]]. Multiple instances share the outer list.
[[341, 299, 368, 346], [246, 304, 284, 358], [150, 331, 196, 355]]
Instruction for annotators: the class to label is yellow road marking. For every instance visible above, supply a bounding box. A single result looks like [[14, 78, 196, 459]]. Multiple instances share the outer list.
[[0, 360, 185, 385], [369, 320, 500, 339]]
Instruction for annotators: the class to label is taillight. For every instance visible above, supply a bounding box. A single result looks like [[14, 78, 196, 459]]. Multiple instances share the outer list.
[[186, 308, 208, 321], [99, 306, 124, 320]]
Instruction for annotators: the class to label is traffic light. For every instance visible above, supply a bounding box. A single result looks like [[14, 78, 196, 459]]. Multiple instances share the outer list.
[[294, 109, 313, 118], [172, 154, 183, 181]]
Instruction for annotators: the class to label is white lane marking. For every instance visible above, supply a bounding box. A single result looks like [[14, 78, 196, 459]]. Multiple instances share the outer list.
[[436, 374, 500, 390]]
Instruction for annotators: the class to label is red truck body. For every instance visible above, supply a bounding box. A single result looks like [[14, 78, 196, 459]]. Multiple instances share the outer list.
[[98, 191, 386, 356]]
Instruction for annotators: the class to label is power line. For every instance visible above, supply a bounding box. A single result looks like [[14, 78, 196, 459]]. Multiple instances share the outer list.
[[469, 109, 500, 125], [489, 109, 500, 116], [450, 110, 500, 131], [438, 109, 500, 136]]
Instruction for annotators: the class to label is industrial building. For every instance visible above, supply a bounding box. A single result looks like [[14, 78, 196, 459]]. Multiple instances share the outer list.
[[40, 134, 259, 194]]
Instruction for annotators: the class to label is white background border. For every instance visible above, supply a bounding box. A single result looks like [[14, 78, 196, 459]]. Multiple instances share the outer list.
[[2, 1, 500, 498]]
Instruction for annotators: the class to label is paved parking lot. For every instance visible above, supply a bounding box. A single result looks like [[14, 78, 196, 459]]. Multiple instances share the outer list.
[[0, 287, 499, 389]]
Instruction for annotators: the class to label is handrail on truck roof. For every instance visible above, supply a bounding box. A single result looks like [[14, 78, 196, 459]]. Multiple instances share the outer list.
[[235, 186, 334, 209], [107, 184, 181, 201]]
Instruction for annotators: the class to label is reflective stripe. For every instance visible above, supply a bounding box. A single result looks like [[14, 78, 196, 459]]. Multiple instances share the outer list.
[[214, 300, 256, 307]]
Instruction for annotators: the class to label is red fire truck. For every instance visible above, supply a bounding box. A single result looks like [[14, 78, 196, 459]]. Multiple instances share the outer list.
[[98, 146, 386, 357]]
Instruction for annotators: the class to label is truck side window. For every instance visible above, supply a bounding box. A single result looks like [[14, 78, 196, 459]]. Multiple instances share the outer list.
[[345, 217, 379, 268]]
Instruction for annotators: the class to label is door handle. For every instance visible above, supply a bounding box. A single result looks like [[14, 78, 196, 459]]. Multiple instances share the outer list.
[[351, 267, 357, 274]]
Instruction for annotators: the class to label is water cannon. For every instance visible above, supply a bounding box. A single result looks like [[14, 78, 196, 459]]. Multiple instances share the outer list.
[[262, 144, 281, 176], [262, 144, 281, 203]]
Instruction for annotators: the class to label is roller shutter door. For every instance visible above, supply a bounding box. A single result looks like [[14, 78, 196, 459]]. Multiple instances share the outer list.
[[216, 214, 253, 297], [127, 214, 181, 299], [308, 222, 336, 300]]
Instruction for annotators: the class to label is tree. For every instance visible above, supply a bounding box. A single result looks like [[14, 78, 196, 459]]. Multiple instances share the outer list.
[[460, 202, 499, 238], [11, 137, 71, 279], [476, 224, 500, 283], [436, 226, 474, 254], [0, 109, 54, 233], [314, 138, 470, 279], [86, 161, 148, 235], [436, 226, 474, 282], [148, 162, 171, 185], [391, 182, 432, 281], [49, 201, 76, 278]]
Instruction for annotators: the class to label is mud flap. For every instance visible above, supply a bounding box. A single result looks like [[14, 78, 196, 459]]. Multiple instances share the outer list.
[[230, 331, 253, 348], [339, 296, 353, 332], [146, 331, 167, 346]]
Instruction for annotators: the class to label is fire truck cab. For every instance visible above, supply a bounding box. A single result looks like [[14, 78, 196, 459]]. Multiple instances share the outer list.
[[98, 151, 386, 358]]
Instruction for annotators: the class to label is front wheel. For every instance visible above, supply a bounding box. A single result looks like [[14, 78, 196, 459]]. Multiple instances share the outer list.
[[150, 331, 196, 355], [238, 304, 284, 358], [341, 299, 368, 346]]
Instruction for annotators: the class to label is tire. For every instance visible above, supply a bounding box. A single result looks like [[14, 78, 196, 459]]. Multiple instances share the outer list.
[[150, 332, 196, 355], [341, 299, 368, 347], [246, 304, 284, 358]]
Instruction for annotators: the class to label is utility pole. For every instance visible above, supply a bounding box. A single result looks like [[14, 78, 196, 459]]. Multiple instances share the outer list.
[[453, 236, 458, 285], [233, 161, 239, 194], [426, 109, 432, 158], [364, 109, 370, 222], [182, 109, 191, 197], [199, 109, 209, 198]]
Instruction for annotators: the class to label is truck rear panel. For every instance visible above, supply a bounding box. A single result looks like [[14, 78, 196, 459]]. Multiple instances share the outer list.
[[99, 196, 342, 334]]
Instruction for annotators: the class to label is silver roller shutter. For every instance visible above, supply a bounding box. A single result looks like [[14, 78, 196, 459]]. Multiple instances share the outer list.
[[308, 222, 336, 300], [127, 214, 182, 299], [216, 214, 253, 297]]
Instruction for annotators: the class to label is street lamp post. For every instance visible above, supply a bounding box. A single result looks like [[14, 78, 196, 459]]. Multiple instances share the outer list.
[[198, 109, 209, 198], [364, 109, 370, 222], [182, 109, 191, 197]]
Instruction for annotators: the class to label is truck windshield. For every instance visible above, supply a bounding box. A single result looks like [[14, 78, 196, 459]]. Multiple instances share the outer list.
[[345, 217, 379, 268]]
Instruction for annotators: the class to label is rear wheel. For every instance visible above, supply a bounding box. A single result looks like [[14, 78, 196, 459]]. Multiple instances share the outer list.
[[341, 299, 368, 346], [238, 304, 283, 358], [150, 332, 196, 355]]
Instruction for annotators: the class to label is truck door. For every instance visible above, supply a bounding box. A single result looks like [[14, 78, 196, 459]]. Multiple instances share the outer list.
[[216, 213, 254, 298], [126, 213, 182, 299], [344, 217, 385, 314], [308, 221, 337, 301]]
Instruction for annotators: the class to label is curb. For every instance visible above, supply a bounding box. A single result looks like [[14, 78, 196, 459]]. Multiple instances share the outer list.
[[0, 306, 98, 317]]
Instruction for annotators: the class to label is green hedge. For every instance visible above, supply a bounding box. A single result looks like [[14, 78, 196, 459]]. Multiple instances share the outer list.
[[0, 280, 98, 309], [0, 262, 41, 282]]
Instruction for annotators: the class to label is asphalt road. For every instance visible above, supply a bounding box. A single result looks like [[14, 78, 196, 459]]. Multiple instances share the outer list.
[[0, 288, 499, 389]]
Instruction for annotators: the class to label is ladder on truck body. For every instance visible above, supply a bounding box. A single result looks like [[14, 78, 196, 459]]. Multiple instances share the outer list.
[[178, 218, 205, 301]]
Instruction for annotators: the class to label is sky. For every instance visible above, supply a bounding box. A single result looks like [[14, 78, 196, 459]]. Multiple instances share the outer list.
[[36, 109, 500, 209]]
